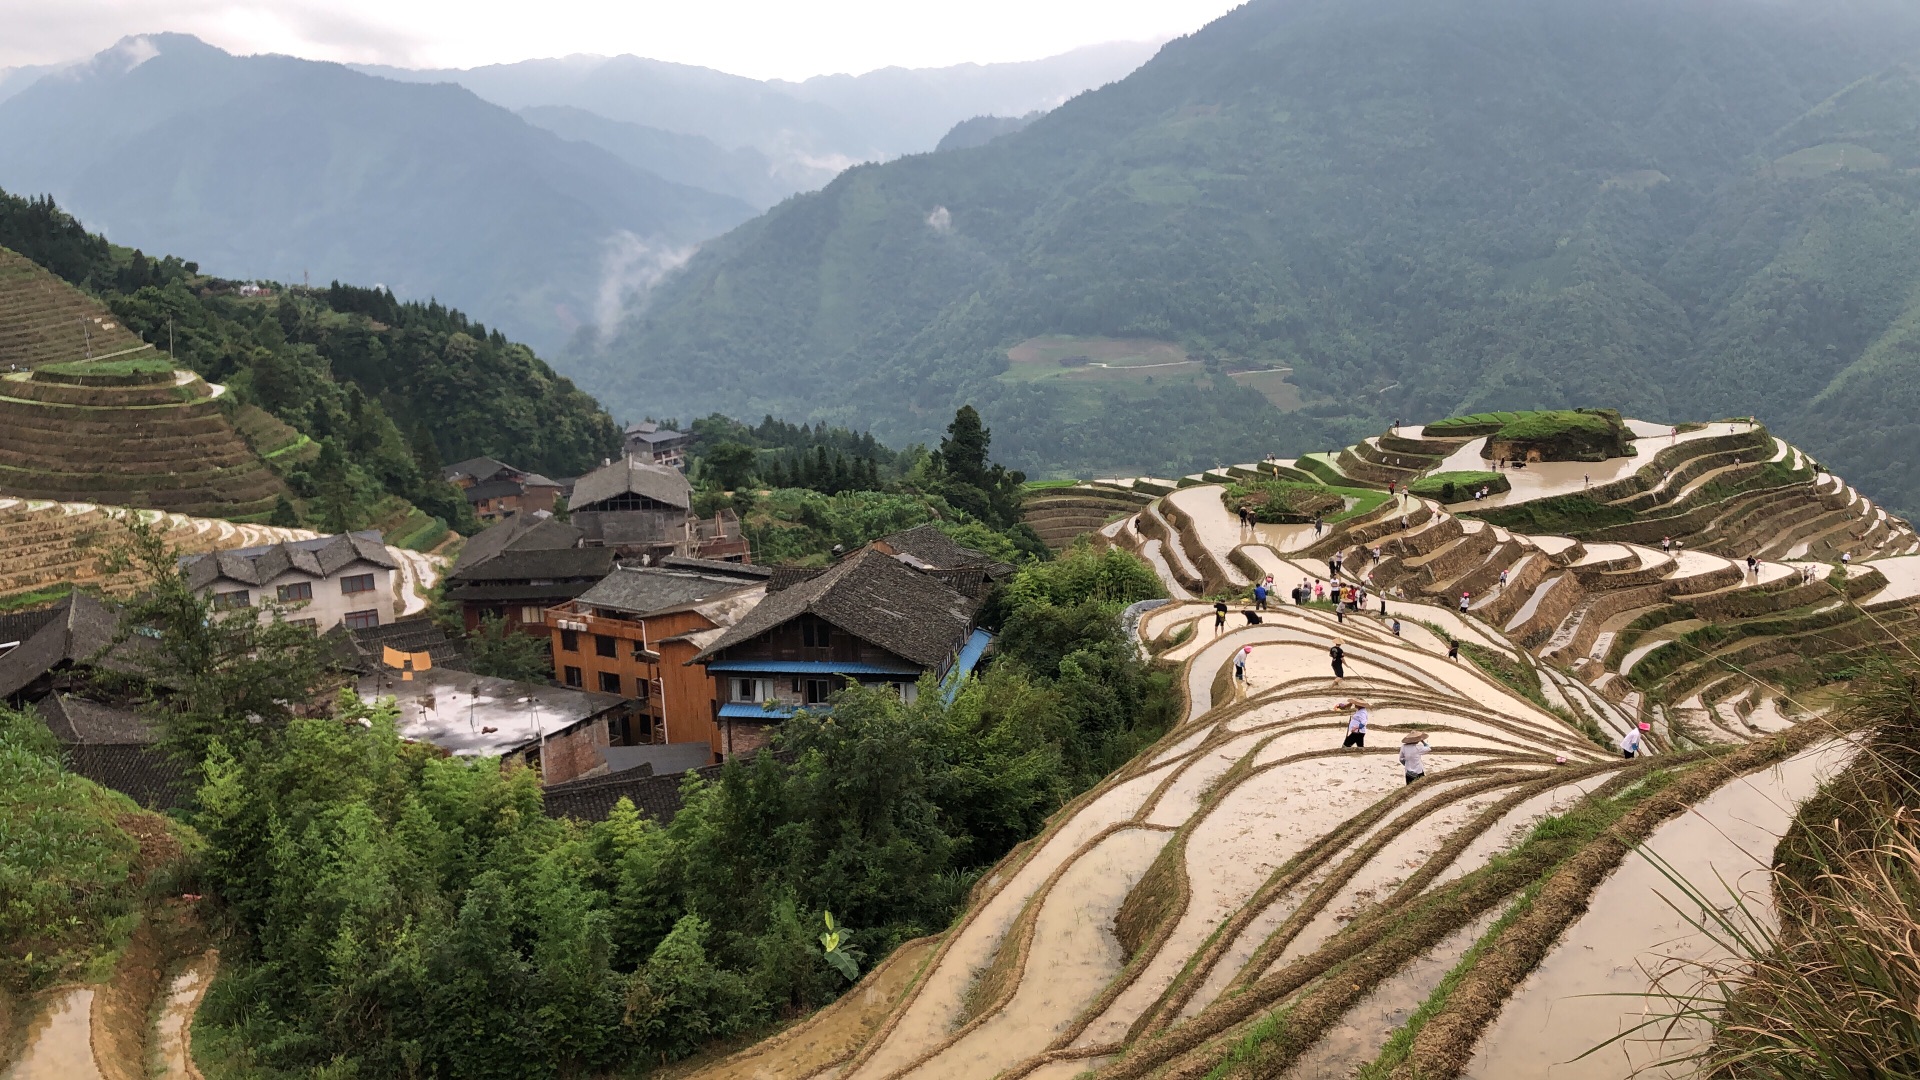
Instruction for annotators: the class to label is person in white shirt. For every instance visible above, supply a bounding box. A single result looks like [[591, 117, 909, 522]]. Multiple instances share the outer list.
[[1400, 733, 1430, 785], [1621, 722, 1648, 759], [1339, 700, 1369, 748]]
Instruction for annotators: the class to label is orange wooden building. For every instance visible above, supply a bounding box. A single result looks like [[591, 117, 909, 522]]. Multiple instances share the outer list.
[[543, 559, 770, 756]]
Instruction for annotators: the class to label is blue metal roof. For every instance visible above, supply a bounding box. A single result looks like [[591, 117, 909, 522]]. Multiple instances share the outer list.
[[941, 628, 995, 704], [717, 702, 817, 720], [704, 659, 923, 676]]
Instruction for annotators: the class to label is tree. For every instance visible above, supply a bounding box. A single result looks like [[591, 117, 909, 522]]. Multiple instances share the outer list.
[[937, 406, 991, 490], [106, 516, 332, 766], [703, 440, 758, 491], [464, 614, 553, 683]]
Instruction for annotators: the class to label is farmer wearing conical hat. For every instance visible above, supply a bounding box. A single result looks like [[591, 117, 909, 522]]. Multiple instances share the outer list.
[[1338, 699, 1369, 748], [1400, 732, 1430, 785]]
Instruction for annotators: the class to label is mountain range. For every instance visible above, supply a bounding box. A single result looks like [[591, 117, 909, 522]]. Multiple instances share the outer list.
[[564, 0, 1920, 520], [0, 36, 1152, 355]]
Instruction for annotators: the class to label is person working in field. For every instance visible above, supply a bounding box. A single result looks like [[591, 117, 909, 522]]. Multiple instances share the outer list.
[[1338, 699, 1369, 748]]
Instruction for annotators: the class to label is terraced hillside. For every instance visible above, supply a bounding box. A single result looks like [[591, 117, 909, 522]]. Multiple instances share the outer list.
[[0, 246, 146, 369], [681, 414, 1914, 1080], [0, 362, 288, 519]]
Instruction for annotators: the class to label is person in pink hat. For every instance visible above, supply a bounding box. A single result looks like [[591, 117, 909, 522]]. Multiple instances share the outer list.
[[1621, 721, 1649, 759], [1233, 644, 1252, 687]]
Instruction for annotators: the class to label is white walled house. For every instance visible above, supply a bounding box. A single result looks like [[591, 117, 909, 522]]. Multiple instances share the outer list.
[[183, 531, 398, 632]]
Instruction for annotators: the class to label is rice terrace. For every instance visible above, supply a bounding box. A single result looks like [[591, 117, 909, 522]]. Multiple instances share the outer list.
[[691, 410, 1920, 1080]]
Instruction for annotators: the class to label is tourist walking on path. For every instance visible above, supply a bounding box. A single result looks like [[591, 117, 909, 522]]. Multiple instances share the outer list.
[[1746, 554, 1759, 576], [1621, 722, 1648, 759], [1329, 640, 1347, 680], [1234, 645, 1251, 688], [1459, 591, 1471, 613], [1214, 599, 1228, 633], [1339, 699, 1369, 747], [1400, 733, 1430, 785], [1314, 580, 1326, 602]]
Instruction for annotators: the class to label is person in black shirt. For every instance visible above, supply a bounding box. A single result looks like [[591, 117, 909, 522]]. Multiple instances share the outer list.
[[1214, 600, 1228, 632], [1329, 641, 1346, 680]]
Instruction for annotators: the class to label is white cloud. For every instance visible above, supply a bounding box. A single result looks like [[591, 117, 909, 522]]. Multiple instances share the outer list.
[[594, 231, 696, 341], [926, 206, 953, 234], [0, 0, 1239, 80]]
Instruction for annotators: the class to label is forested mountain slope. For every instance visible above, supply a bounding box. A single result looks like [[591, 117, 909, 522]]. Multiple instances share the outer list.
[[0, 190, 620, 535], [571, 0, 1920, 517], [0, 34, 754, 354]]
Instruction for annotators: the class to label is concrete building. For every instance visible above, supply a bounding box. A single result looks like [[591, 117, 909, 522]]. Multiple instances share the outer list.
[[182, 531, 398, 632], [358, 665, 628, 786], [623, 421, 693, 470]]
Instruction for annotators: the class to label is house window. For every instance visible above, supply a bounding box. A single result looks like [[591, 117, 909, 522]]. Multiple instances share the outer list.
[[896, 681, 920, 705], [520, 606, 544, 624], [343, 609, 380, 631], [277, 581, 314, 602], [595, 634, 617, 658], [599, 671, 622, 694], [731, 677, 770, 703], [802, 619, 833, 648], [804, 678, 834, 705], [212, 589, 251, 610], [340, 573, 376, 595], [634, 679, 649, 701], [290, 618, 319, 631], [561, 630, 579, 652], [564, 666, 583, 687]]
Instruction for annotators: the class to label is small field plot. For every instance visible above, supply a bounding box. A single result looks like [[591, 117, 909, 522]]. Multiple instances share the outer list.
[[1002, 335, 1201, 383], [1227, 366, 1303, 411]]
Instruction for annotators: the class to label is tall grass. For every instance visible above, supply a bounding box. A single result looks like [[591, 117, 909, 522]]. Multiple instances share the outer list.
[[1615, 656, 1920, 1078]]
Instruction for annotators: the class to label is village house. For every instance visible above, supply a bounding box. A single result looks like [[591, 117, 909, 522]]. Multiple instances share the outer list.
[[692, 545, 994, 757], [567, 455, 749, 563], [544, 557, 771, 758], [357, 663, 629, 786], [442, 513, 617, 633], [182, 531, 398, 633], [0, 593, 189, 808], [623, 421, 694, 470], [442, 456, 567, 522]]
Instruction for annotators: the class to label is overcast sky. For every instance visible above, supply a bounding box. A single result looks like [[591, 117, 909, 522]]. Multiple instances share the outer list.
[[0, 0, 1245, 80]]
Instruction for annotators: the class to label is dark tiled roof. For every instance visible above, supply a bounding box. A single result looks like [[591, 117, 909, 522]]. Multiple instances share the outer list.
[[0, 593, 147, 699], [694, 547, 980, 669], [443, 456, 516, 483], [64, 743, 192, 810], [657, 555, 771, 580], [465, 479, 527, 502], [875, 523, 1016, 580], [442, 582, 602, 603], [575, 566, 763, 616], [543, 750, 791, 823], [327, 618, 467, 674], [447, 546, 615, 583], [568, 457, 691, 512], [767, 566, 826, 593], [184, 532, 395, 590], [34, 693, 155, 745], [450, 514, 584, 575]]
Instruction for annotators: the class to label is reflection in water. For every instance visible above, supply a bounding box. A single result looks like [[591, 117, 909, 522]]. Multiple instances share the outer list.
[[155, 952, 219, 1078], [2, 987, 103, 1080]]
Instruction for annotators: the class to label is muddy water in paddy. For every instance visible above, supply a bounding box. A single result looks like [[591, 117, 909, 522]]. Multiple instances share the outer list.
[[154, 952, 218, 1078], [900, 828, 1168, 1080], [1280, 911, 1502, 1080], [3, 988, 102, 1080], [1463, 741, 1855, 1079], [844, 770, 1165, 1080]]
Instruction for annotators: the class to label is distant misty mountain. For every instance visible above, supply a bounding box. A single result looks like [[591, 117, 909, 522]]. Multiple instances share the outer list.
[[357, 41, 1159, 198], [517, 105, 798, 210], [936, 113, 1040, 153], [0, 34, 755, 353]]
